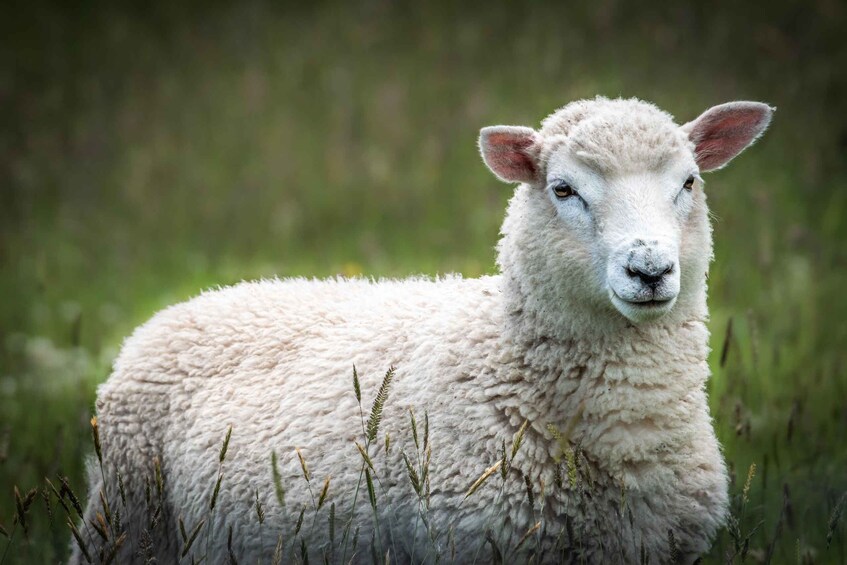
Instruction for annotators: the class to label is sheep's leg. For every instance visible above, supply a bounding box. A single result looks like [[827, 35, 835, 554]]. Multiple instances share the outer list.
[[69, 444, 177, 563], [68, 392, 180, 563], [67, 458, 103, 564]]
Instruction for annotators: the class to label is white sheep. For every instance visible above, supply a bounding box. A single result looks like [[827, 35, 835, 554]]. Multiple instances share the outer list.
[[73, 96, 772, 564]]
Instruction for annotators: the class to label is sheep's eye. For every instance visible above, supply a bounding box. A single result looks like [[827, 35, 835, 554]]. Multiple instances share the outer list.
[[683, 176, 695, 191], [553, 183, 576, 199]]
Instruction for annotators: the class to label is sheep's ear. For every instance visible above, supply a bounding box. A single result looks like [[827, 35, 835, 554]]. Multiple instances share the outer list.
[[681, 101, 774, 172], [479, 126, 541, 184]]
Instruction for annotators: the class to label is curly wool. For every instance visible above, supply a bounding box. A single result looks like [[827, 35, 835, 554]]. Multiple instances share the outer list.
[[71, 98, 759, 564]]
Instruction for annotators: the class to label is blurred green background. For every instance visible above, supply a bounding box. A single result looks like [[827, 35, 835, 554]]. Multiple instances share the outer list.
[[1, 0, 845, 562]]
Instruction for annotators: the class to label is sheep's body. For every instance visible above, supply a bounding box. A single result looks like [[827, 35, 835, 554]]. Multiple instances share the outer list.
[[84, 274, 723, 564], [76, 97, 774, 564]]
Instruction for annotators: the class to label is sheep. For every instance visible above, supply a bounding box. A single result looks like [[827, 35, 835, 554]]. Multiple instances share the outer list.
[[73, 96, 773, 564]]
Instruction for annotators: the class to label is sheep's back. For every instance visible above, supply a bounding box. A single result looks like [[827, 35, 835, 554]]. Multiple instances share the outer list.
[[94, 275, 506, 558]]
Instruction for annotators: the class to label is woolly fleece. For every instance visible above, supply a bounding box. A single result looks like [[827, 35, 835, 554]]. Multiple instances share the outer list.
[[73, 97, 773, 564]]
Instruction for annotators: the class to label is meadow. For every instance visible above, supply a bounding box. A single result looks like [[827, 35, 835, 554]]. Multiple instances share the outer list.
[[1, 1, 845, 562]]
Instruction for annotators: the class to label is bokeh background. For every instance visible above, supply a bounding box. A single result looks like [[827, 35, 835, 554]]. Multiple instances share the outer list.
[[1, 1, 845, 562]]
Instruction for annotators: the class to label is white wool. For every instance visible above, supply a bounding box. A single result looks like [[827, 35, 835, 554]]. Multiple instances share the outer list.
[[73, 97, 773, 564]]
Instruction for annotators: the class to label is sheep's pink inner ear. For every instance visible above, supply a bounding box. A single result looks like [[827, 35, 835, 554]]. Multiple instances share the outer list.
[[479, 126, 540, 184], [683, 101, 774, 172]]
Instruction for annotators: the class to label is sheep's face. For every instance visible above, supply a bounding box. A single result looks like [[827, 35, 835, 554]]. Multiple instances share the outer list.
[[481, 98, 773, 325], [543, 148, 697, 323]]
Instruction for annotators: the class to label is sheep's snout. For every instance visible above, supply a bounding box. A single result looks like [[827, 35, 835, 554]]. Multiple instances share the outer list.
[[607, 239, 681, 323]]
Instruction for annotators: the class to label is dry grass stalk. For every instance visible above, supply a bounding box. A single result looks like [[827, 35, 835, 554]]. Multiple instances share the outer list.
[[90, 417, 102, 464], [295, 447, 310, 483], [485, 529, 503, 564], [511, 420, 529, 459], [742, 463, 757, 504], [355, 442, 375, 472], [68, 518, 92, 563], [318, 476, 331, 510], [90, 511, 109, 541], [60, 476, 84, 518], [38, 487, 53, 533], [99, 489, 112, 528], [102, 531, 127, 565], [463, 460, 502, 500], [272, 534, 284, 565], [180, 518, 205, 557], [153, 457, 164, 500], [500, 440, 509, 480], [515, 521, 541, 551], [14, 486, 37, 537]]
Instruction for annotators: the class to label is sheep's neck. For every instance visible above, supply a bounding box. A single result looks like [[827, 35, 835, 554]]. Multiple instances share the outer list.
[[491, 272, 713, 475]]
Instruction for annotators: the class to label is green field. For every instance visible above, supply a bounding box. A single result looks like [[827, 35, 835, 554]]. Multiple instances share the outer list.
[[1, 1, 846, 562]]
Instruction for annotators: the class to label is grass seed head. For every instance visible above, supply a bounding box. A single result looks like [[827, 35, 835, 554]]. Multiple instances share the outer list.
[[515, 521, 541, 551], [827, 491, 847, 549], [103, 532, 127, 565], [68, 518, 92, 563], [180, 518, 205, 558], [271, 451, 285, 507], [352, 364, 361, 404], [366, 366, 395, 443], [272, 534, 284, 565], [210, 472, 223, 511], [402, 451, 421, 496], [295, 447, 310, 483], [295, 504, 305, 536], [219, 425, 233, 463], [511, 419, 529, 459], [409, 408, 419, 451], [355, 441, 375, 471], [90, 416, 102, 464], [366, 468, 377, 511], [117, 471, 127, 507], [743, 463, 757, 504], [318, 476, 331, 510], [463, 460, 502, 501], [524, 473, 534, 509], [255, 489, 265, 524], [60, 476, 84, 518], [423, 411, 430, 453]]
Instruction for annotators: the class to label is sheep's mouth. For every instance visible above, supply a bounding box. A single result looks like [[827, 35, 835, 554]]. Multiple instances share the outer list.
[[609, 291, 677, 322], [622, 297, 674, 307]]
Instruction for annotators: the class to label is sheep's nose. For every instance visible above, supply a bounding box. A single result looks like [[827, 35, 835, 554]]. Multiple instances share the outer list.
[[626, 263, 674, 287]]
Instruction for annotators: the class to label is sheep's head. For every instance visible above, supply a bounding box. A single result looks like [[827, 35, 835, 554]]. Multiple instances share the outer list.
[[481, 98, 773, 325]]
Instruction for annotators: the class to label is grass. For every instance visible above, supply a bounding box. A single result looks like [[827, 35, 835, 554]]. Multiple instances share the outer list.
[[1, 0, 846, 562]]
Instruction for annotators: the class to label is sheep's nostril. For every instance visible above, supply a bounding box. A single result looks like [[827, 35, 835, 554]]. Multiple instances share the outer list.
[[626, 263, 674, 286]]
